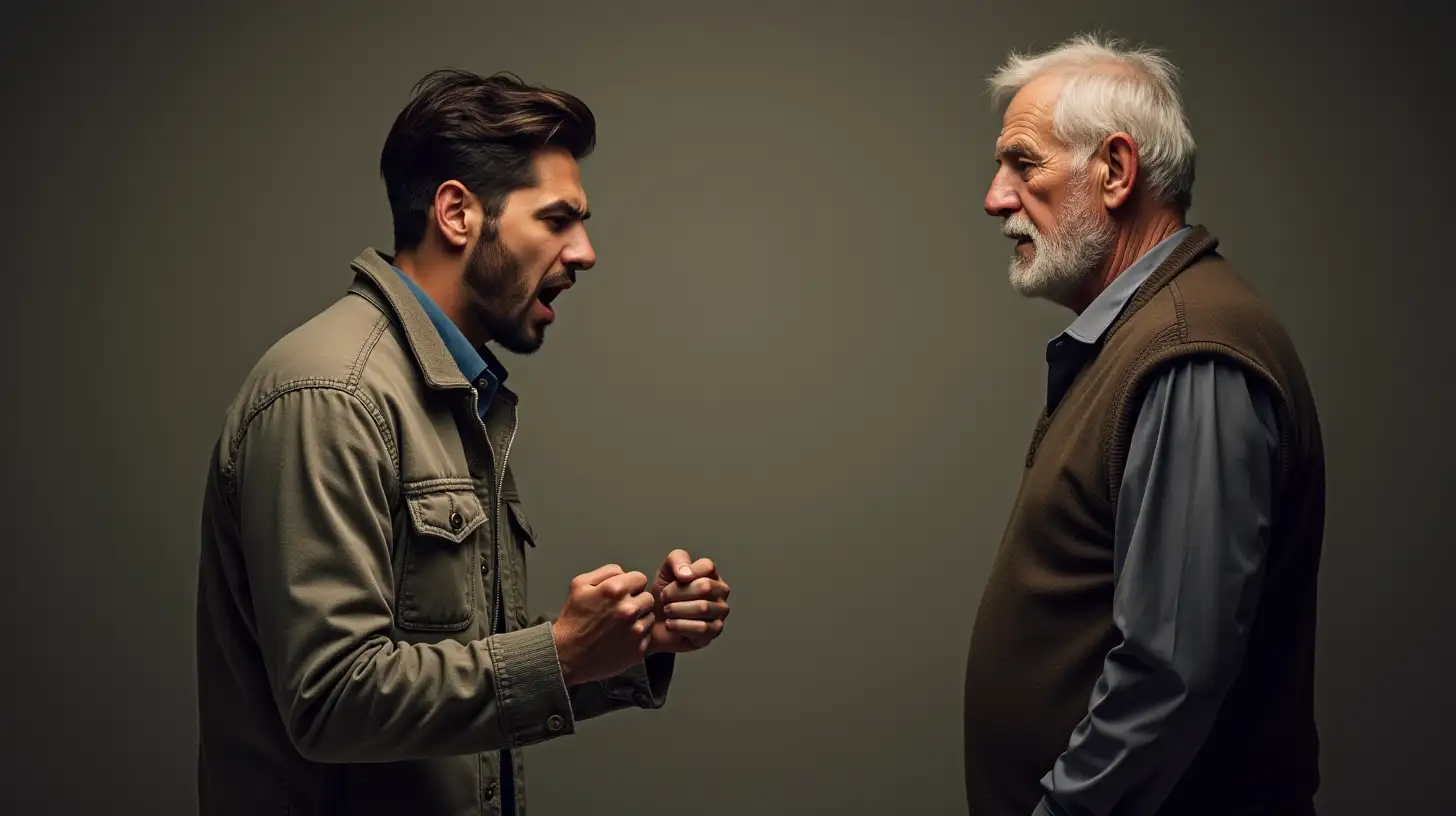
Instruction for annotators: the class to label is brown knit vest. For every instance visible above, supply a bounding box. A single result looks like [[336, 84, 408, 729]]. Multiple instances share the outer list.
[[962, 226, 1326, 815]]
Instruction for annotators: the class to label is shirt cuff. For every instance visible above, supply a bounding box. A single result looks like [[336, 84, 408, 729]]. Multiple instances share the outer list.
[[486, 621, 576, 747]]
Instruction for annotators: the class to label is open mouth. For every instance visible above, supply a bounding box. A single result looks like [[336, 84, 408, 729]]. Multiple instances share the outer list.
[[537, 279, 572, 312]]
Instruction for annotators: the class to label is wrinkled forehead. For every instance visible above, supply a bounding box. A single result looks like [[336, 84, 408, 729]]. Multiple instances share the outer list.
[[995, 74, 1066, 159]]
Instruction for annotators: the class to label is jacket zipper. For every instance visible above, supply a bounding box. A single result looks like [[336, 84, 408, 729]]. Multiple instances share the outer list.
[[470, 388, 519, 636], [490, 403, 518, 635]]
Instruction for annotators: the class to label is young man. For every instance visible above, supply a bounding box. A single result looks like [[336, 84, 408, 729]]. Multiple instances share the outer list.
[[963, 35, 1325, 816], [196, 69, 731, 816]]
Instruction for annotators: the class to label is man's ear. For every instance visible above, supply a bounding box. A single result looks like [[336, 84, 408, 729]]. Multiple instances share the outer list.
[[433, 181, 473, 249], [1100, 132, 1139, 210]]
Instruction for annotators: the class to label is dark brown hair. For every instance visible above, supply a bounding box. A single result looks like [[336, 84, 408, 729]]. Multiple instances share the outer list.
[[379, 69, 596, 251]]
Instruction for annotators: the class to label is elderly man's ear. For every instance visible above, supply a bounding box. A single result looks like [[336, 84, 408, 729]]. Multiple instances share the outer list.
[[1098, 132, 1140, 211]]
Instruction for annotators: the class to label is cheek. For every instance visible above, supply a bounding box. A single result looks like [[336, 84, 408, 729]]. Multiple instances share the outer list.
[[520, 246, 557, 282], [1020, 200, 1056, 235], [1023, 178, 1071, 233]]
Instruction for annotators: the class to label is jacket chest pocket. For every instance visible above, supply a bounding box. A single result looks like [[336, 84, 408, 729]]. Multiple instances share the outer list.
[[396, 484, 486, 632]]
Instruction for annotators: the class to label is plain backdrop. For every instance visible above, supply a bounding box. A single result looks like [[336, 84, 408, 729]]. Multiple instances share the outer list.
[[1, 0, 1451, 813]]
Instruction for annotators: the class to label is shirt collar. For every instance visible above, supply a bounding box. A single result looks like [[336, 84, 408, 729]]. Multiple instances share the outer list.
[[1042, 226, 1192, 411], [1056, 225, 1193, 348], [392, 266, 509, 413]]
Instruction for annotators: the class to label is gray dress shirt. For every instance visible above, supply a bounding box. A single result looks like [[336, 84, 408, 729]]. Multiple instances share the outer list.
[[1031, 228, 1282, 816]]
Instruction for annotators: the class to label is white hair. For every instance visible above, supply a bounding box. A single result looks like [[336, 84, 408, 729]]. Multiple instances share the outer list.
[[988, 32, 1196, 208]]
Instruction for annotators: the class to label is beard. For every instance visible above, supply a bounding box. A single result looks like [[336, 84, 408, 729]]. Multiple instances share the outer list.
[[1000, 171, 1117, 306], [463, 229, 549, 355]]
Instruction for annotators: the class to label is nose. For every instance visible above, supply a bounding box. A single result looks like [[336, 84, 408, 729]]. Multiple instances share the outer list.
[[984, 171, 1021, 218], [563, 230, 596, 273]]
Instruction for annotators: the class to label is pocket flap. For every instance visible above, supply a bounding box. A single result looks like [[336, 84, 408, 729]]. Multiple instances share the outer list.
[[507, 500, 537, 546], [405, 486, 487, 544]]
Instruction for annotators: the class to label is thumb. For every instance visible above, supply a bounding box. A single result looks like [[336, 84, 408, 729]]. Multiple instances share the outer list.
[[663, 549, 694, 582]]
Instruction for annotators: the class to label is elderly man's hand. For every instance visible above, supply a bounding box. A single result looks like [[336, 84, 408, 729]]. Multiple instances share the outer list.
[[646, 549, 730, 655]]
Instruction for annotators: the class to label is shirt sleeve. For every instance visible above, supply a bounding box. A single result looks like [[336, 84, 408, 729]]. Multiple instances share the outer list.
[[1035, 356, 1282, 816]]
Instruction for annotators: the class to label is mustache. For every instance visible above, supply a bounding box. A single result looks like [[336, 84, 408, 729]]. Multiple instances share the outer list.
[[534, 268, 577, 293], [1001, 214, 1038, 241]]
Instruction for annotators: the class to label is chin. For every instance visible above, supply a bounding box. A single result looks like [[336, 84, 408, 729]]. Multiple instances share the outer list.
[[1009, 258, 1086, 305], [497, 326, 547, 355]]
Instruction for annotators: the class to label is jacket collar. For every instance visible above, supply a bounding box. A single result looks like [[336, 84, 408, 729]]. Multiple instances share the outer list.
[[346, 247, 508, 398]]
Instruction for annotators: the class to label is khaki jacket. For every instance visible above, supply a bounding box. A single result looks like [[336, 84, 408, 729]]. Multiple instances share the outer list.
[[196, 249, 672, 815]]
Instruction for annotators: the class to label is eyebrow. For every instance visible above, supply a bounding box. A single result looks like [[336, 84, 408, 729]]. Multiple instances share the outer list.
[[995, 143, 1038, 163], [536, 200, 591, 221]]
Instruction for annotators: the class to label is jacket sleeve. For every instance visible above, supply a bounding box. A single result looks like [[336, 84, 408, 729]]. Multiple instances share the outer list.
[[527, 613, 675, 720], [230, 384, 576, 763]]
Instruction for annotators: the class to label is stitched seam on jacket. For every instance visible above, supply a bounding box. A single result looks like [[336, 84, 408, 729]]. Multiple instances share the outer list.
[[223, 380, 401, 493]]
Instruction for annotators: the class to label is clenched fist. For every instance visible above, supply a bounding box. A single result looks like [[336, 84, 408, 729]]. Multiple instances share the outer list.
[[552, 564, 656, 686], [648, 549, 731, 655]]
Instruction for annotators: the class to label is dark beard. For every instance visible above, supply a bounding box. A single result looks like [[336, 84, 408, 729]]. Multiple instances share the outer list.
[[464, 231, 544, 355]]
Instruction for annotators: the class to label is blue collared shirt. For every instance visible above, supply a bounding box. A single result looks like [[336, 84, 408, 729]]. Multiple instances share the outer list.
[[1033, 229, 1284, 816], [392, 267, 510, 419]]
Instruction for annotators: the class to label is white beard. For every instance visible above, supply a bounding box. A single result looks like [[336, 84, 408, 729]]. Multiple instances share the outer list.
[[1001, 174, 1116, 306]]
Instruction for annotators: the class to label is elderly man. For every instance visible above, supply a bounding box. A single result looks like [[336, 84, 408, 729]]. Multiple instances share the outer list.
[[962, 35, 1326, 816]]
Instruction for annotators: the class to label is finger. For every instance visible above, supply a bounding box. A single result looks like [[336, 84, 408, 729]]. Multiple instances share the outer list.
[[663, 600, 729, 620], [665, 618, 725, 636], [627, 590, 657, 617], [662, 577, 729, 604], [631, 611, 656, 635], [573, 564, 623, 588], [599, 570, 650, 599], [688, 557, 719, 580], [662, 549, 695, 582]]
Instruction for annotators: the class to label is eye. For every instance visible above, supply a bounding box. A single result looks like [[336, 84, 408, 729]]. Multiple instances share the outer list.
[[544, 216, 571, 233]]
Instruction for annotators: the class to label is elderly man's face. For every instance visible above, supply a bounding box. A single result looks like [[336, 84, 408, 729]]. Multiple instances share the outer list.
[[984, 74, 1115, 306]]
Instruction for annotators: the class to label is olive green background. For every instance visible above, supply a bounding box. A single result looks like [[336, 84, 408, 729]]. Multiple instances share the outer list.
[[1, 0, 1449, 812]]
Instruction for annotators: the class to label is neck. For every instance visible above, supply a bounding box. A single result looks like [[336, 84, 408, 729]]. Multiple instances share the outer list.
[[1069, 206, 1185, 314], [394, 245, 490, 347]]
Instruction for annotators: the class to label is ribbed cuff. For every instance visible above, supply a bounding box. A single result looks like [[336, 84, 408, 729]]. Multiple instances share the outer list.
[[487, 622, 575, 747], [599, 652, 675, 709]]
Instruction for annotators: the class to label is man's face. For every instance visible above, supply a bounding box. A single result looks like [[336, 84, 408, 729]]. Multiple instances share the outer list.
[[984, 74, 1115, 306], [465, 147, 596, 354]]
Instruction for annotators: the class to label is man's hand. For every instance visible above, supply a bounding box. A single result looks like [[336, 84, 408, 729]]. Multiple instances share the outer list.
[[551, 564, 656, 686], [647, 549, 731, 655]]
